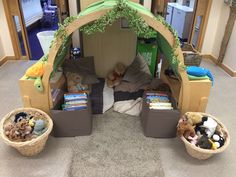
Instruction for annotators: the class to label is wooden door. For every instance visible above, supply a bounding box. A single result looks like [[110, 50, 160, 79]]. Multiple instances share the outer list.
[[3, 0, 31, 60], [188, 0, 212, 51], [56, 0, 69, 23]]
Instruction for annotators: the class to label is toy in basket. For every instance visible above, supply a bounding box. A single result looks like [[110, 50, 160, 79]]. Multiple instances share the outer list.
[[0, 108, 53, 156], [177, 112, 230, 160]]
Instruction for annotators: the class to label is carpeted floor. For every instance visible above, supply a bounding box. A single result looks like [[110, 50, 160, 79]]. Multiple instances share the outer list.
[[0, 59, 235, 177]]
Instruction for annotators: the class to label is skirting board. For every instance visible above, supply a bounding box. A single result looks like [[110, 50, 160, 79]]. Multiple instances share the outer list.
[[0, 56, 15, 66], [202, 54, 236, 77]]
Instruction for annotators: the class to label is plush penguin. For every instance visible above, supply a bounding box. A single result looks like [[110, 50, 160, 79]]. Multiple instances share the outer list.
[[195, 116, 217, 138], [211, 133, 225, 149], [14, 112, 28, 123]]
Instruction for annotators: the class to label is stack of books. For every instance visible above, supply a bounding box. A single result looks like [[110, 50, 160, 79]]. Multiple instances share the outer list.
[[146, 92, 173, 110], [62, 93, 88, 111]]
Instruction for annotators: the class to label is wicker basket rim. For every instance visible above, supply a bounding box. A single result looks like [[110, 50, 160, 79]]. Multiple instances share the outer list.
[[0, 107, 53, 147], [181, 112, 230, 154]]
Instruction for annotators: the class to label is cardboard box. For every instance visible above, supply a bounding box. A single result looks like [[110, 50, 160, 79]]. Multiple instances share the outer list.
[[141, 92, 180, 138], [50, 96, 92, 137]]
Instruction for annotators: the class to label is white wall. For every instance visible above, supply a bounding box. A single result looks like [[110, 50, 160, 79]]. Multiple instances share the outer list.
[[143, 0, 152, 10], [202, 1, 236, 71], [0, 0, 14, 57]]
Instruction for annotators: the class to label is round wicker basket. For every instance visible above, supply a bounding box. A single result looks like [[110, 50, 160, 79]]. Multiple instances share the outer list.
[[181, 112, 230, 160], [0, 108, 53, 156]]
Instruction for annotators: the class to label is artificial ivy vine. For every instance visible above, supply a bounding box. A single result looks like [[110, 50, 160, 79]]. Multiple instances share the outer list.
[[80, 0, 185, 74], [80, 0, 156, 38], [40, 0, 185, 76]]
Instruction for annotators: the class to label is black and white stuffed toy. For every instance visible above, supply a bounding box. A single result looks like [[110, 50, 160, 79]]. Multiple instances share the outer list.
[[211, 133, 225, 149], [195, 116, 217, 138]]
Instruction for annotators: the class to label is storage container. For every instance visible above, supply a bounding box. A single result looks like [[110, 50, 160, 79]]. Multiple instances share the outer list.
[[141, 91, 180, 138], [50, 95, 92, 137]]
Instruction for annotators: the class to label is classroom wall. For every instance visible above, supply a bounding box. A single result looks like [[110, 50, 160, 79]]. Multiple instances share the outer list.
[[0, 0, 14, 57], [201, 1, 236, 71]]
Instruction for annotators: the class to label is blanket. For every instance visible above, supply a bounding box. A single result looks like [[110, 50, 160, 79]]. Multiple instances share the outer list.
[[113, 98, 143, 117], [90, 78, 114, 114]]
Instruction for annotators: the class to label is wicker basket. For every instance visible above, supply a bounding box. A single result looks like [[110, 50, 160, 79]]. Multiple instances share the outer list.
[[180, 112, 230, 160], [0, 108, 53, 156], [182, 43, 202, 66]]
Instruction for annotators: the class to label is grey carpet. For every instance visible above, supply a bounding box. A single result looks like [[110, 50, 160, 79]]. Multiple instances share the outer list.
[[71, 111, 164, 177], [0, 60, 164, 177], [0, 61, 74, 177], [1, 59, 236, 177]]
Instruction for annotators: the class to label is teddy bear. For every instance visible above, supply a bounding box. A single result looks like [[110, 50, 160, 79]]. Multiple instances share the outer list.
[[177, 121, 196, 139], [185, 112, 203, 125], [107, 63, 126, 88], [65, 72, 88, 93]]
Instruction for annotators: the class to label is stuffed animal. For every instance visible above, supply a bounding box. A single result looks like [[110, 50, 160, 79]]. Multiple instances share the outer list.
[[4, 119, 32, 141], [25, 62, 45, 92], [196, 135, 215, 149], [211, 133, 225, 149], [187, 135, 198, 145], [65, 72, 88, 93], [185, 112, 202, 125], [177, 121, 196, 139], [15, 119, 32, 139], [107, 63, 126, 88], [195, 116, 217, 138], [33, 119, 47, 136], [14, 112, 28, 123], [187, 66, 214, 85]]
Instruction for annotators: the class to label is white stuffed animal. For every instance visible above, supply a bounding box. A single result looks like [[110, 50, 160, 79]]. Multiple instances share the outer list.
[[198, 116, 218, 138]]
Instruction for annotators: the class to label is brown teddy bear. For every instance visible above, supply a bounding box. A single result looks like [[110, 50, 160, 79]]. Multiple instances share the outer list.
[[65, 72, 88, 93], [177, 121, 196, 139], [107, 63, 126, 88]]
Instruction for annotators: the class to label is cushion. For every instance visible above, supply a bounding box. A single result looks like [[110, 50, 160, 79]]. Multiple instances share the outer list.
[[63, 57, 99, 84], [123, 54, 152, 84]]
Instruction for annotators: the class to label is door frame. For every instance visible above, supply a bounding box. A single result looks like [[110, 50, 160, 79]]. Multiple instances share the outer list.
[[188, 0, 213, 52], [3, 0, 31, 60], [3, 0, 70, 60]]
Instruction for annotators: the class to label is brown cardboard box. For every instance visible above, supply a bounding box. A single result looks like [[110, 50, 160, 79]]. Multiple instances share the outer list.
[[141, 92, 180, 138], [50, 97, 92, 137]]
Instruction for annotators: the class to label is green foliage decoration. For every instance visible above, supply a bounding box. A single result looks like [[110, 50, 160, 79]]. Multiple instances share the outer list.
[[80, 0, 185, 74], [80, 0, 156, 38]]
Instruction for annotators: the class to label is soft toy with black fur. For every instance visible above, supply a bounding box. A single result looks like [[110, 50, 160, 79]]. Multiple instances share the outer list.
[[195, 116, 217, 138], [196, 135, 214, 149]]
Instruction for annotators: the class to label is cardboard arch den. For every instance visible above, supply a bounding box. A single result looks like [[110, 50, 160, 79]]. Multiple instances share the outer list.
[[19, 0, 212, 114]]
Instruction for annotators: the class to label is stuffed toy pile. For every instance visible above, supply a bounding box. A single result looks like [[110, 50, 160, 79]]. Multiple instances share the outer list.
[[4, 112, 48, 142], [177, 112, 226, 150]]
